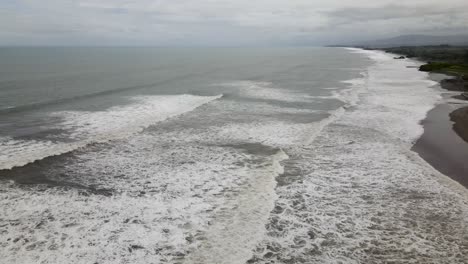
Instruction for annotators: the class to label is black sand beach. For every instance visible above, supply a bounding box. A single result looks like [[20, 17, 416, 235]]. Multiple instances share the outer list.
[[450, 106, 468, 143], [413, 75, 468, 188]]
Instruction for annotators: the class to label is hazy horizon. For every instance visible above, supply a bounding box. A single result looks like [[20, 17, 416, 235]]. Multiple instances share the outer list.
[[2, 0, 468, 46]]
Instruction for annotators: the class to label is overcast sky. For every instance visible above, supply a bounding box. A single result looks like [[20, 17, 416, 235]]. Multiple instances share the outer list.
[[1, 0, 468, 46]]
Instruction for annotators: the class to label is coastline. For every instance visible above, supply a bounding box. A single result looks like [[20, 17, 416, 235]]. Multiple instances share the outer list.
[[374, 47, 468, 188], [413, 73, 468, 188]]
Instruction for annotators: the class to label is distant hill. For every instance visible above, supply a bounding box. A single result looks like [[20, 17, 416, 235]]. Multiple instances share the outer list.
[[352, 34, 468, 48]]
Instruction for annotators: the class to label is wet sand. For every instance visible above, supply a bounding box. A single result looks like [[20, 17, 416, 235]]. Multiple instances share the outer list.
[[440, 78, 466, 91], [413, 82, 468, 187], [450, 106, 468, 143]]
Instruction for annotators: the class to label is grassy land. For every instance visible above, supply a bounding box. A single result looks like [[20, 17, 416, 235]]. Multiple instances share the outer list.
[[382, 45, 468, 63], [381, 46, 468, 80], [419, 62, 468, 77]]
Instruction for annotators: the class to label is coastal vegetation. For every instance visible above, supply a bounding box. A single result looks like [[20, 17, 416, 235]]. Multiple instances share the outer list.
[[382, 45, 468, 64], [382, 45, 468, 90], [418, 62, 468, 81]]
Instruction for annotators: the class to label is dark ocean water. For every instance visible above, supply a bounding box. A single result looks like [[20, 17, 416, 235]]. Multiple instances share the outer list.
[[0, 47, 361, 167], [1, 47, 467, 264]]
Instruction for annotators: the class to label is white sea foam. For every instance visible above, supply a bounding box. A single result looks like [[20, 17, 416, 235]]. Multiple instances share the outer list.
[[219, 81, 315, 103], [248, 49, 468, 263], [3, 48, 468, 264], [0, 128, 289, 264], [213, 107, 345, 149], [53, 94, 223, 140], [0, 94, 222, 170], [342, 49, 442, 143], [184, 150, 289, 264], [0, 136, 84, 171], [0, 84, 304, 263]]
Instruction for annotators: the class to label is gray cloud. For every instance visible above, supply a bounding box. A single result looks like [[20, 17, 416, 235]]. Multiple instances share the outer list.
[[325, 4, 464, 24], [298, 3, 468, 44], [1, 0, 468, 46]]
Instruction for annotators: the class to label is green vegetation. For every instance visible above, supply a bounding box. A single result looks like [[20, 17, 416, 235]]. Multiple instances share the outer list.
[[381, 46, 468, 88], [419, 62, 468, 76], [383, 45, 468, 64]]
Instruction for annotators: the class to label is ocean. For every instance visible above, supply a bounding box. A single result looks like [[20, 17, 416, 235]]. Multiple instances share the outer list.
[[1, 47, 467, 263]]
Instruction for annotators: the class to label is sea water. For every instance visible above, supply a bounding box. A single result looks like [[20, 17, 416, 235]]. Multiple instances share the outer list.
[[1, 47, 467, 263]]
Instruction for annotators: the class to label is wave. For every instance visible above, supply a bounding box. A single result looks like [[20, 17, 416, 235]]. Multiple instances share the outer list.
[[0, 94, 223, 170], [247, 48, 466, 263], [218, 81, 315, 103], [2, 48, 461, 263], [0, 69, 219, 115], [184, 149, 289, 264], [344, 48, 442, 144]]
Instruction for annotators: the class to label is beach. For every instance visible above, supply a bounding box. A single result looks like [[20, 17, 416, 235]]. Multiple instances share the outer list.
[[413, 73, 468, 188], [451, 106, 468, 143]]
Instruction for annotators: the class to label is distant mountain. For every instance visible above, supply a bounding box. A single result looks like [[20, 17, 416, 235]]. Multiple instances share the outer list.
[[353, 34, 468, 48]]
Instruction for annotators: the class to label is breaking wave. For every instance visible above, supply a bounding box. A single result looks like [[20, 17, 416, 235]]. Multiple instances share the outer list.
[[0, 94, 223, 170]]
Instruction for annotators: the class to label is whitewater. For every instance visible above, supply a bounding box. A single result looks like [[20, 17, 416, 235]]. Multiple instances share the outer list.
[[0, 47, 467, 263]]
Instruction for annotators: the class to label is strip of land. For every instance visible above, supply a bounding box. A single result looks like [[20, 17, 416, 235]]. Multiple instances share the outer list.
[[381, 46, 468, 142], [371, 45, 468, 187], [382, 45, 468, 91]]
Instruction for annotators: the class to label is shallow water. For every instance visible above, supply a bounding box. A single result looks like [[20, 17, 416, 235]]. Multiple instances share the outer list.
[[1, 47, 467, 263]]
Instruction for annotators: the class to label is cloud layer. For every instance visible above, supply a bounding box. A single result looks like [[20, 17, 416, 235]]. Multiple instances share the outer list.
[[1, 0, 468, 46]]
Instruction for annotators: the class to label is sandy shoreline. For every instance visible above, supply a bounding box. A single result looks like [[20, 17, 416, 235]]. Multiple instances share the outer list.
[[450, 106, 468, 143], [413, 74, 468, 188]]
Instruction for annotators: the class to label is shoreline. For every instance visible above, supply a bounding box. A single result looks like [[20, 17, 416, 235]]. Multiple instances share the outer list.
[[374, 47, 468, 188], [412, 73, 468, 188]]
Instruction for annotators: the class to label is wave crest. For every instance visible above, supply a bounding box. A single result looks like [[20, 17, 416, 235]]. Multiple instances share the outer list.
[[0, 94, 223, 170]]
